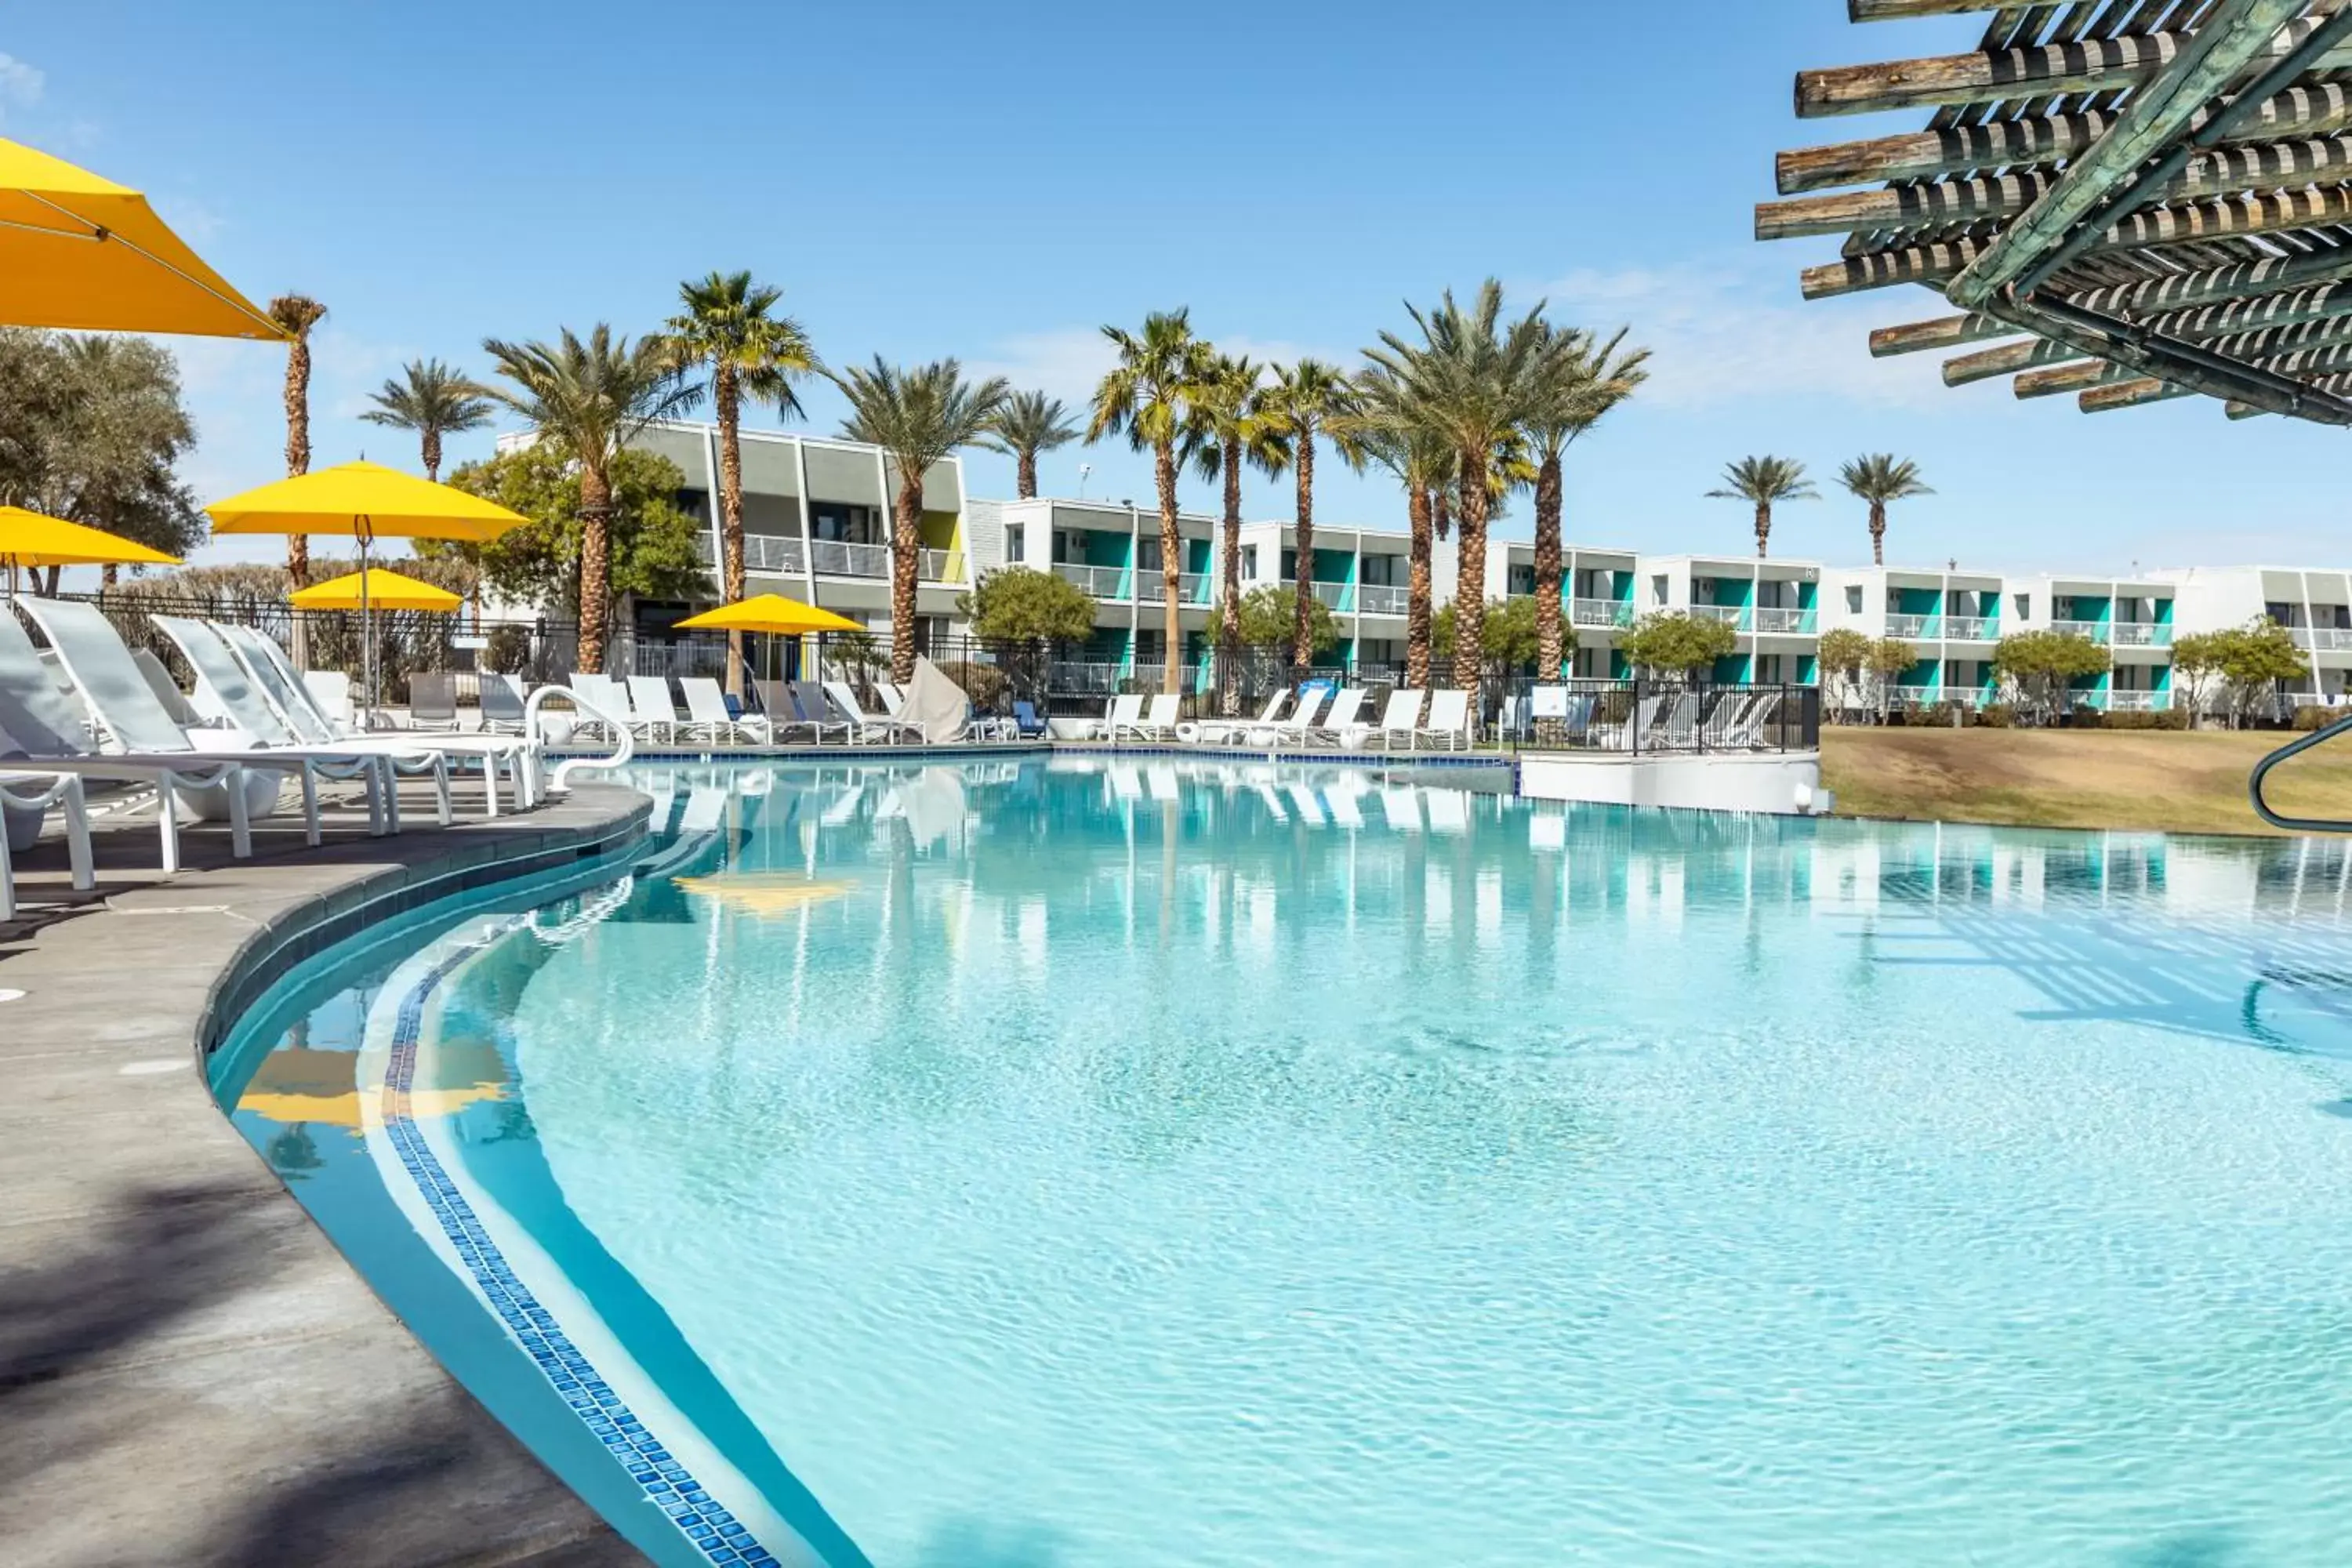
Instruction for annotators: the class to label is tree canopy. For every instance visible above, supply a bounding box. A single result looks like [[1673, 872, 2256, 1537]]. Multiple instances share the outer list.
[[440, 444, 710, 621], [959, 565, 1096, 645], [1992, 629, 2111, 722], [1433, 595, 1548, 671], [1235, 585, 1338, 654], [2172, 619, 2308, 728], [1619, 611, 1738, 677]]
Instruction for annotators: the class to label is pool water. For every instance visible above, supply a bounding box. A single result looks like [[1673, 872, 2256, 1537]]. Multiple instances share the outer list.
[[216, 759, 2352, 1566]]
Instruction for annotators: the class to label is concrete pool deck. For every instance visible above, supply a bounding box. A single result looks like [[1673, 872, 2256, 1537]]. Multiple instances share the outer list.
[[0, 780, 654, 1567]]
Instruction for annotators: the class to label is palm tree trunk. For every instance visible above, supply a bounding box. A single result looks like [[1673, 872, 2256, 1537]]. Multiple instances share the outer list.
[[1156, 441, 1182, 697], [1534, 452, 1565, 678], [1017, 451, 1039, 500], [423, 428, 442, 485], [891, 471, 924, 684], [101, 563, 118, 590], [1754, 501, 1771, 559], [1220, 434, 1243, 717], [577, 461, 614, 674], [1406, 483, 1433, 691], [284, 336, 312, 586], [1291, 423, 1316, 686], [1432, 487, 1451, 542], [1455, 456, 1490, 699], [1870, 504, 1886, 565], [715, 365, 749, 699]]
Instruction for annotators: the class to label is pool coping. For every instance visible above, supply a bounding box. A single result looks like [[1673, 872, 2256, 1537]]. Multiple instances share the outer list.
[[0, 782, 657, 1567]]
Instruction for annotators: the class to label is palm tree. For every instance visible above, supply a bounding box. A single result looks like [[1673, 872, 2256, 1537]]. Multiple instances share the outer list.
[[1341, 367, 1452, 690], [1364, 281, 1573, 692], [1708, 456, 1817, 559], [1088, 310, 1213, 695], [1837, 453, 1933, 565], [359, 358, 494, 482], [1253, 360, 1358, 684], [1187, 354, 1279, 713], [1526, 326, 1650, 677], [267, 293, 328, 586], [983, 390, 1080, 499], [480, 325, 700, 672], [661, 270, 817, 697], [833, 358, 1010, 683]]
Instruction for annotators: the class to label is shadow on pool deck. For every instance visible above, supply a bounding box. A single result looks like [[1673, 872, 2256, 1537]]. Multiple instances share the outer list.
[[0, 781, 653, 1566]]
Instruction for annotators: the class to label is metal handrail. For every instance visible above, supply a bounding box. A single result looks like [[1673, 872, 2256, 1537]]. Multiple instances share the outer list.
[[524, 684, 635, 797], [2249, 711, 2352, 832]]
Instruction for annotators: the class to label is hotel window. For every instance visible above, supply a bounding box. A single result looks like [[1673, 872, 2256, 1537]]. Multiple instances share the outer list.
[[808, 501, 878, 544], [1508, 563, 1534, 596], [1242, 544, 1260, 579], [1845, 585, 1863, 612], [1651, 574, 1668, 605], [2013, 593, 2032, 619], [1004, 524, 1025, 564], [1755, 655, 1784, 683]]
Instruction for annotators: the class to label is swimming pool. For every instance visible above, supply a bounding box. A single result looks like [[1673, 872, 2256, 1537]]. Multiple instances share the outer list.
[[213, 757, 2352, 1566]]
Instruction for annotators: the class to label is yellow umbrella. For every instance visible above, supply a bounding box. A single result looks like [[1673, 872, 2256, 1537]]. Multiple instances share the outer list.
[[0, 506, 181, 597], [291, 567, 463, 614], [0, 137, 282, 339], [207, 462, 528, 723], [675, 593, 863, 636]]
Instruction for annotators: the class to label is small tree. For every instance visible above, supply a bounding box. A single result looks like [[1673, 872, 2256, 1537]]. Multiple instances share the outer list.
[[2212, 618, 2310, 728], [959, 565, 1098, 699], [1817, 626, 1870, 722], [1866, 637, 1920, 720], [2169, 630, 2227, 728], [1236, 584, 1338, 655], [1618, 610, 1738, 682], [1433, 596, 1554, 677], [1992, 629, 2110, 724]]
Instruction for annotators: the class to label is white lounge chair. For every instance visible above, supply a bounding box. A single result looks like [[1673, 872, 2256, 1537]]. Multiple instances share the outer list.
[[1725, 691, 1781, 750], [1414, 689, 1472, 752], [1595, 692, 1667, 753], [1115, 693, 1179, 742], [1265, 686, 1332, 748], [478, 673, 528, 735], [209, 621, 533, 813], [626, 676, 681, 742], [0, 768, 93, 920], [2, 601, 367, 864], [1373, 688, 1425, 750], [1196, 690, 1287, 746], [680, 677, 768, 744], [148, 615, 454, 826], [1095, 693, 1144, 742], [825, 680, 924, 744], [1306, 688, 1367, 747]]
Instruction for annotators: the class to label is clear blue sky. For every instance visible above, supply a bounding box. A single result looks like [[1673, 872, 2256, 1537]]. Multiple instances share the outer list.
[[8, 3, 2333, 580]]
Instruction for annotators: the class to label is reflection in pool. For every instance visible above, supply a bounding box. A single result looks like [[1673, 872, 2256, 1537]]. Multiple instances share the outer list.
[[217, 759, 2352, 1567]]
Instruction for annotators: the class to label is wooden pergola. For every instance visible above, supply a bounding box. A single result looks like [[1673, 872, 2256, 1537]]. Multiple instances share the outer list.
[[1761, 1, 2352, 423]]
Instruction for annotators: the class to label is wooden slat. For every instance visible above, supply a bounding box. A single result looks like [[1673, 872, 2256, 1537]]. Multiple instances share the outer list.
[[2078, 376, 2196, 411], [1800, 240, 1987, 298], [1764, 131, 2352, 240], [2147, 278, 2352, 338], [1942, 336, 2087, 383], [1777, 84, 2352, 194], [2100, 182, 2352, 251], [2257, 337, 2352, 375], [1998, 289, 2352, 422], [1850, 0, 2013, 18], [2015, 358, 2131, 395], [1869, 312, 2014, 354], [1948, 1, 2321, 305], [2067, 245, 2352, 313]]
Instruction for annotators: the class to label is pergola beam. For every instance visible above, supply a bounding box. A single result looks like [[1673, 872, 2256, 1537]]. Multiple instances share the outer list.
[[1869, 313, 2013, 356], [1777, 85, 2352, 194], [1849, 0, 2009, 18], [2069, 247, 2352, 316], [1800, 240, 1984, 299], [2146, 278, 2352, 339], [2015, 360, 2132, 397], [2079, 378, 2197, 413], [1942, 336, 2085, 386], [1991, 290, 2352, 423], [1948, 1, 2324, 307], [1796, 19, 2349, 122]]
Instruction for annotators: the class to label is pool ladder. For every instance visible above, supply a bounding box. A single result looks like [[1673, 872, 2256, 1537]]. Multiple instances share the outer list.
[[2249, 712, 2352, 833]]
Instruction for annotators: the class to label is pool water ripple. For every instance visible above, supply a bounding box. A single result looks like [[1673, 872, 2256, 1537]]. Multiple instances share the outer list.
[[228, 761, 2352, 1566]]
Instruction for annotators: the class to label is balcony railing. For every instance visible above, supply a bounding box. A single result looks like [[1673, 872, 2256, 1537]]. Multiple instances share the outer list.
[[1307, 579, 1348, 608], [2103, 690, 2171, 711], [1943, 615, 1997, 641], [2307, 627, 2352, 650], [698, 533, 808, 575], [1692, 604, 1748, 627], [1054, 561, 1128, 597], [1358, 583, 1410, 615], [1135, 572, 1214, 605], [1753, 606, 1815, 634], [1573, 597, 1634, 629], [1886, 613, 1937, 638], [916, 546, 965, 583], [809, 539, 890, 579], [2051, 619, 2107, 640]]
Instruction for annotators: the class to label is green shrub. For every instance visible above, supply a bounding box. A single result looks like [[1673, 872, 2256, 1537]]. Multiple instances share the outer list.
[[1976, 703, 2013, 728], [2294, 705, 2336, 731], [2070, 707, 2105, 729], [2103, 708, 2189, 731], [940, 659, 1008, 713]]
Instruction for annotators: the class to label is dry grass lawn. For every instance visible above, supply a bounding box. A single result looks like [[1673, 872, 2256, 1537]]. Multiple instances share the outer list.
[[1820, 726, 2352, 837]]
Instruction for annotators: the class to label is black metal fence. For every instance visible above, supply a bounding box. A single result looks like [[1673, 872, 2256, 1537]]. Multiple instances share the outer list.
[[1490, 679, 1822, 755]]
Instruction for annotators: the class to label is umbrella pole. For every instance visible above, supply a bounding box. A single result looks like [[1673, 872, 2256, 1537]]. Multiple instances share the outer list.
[[358, 517, 375, 731]]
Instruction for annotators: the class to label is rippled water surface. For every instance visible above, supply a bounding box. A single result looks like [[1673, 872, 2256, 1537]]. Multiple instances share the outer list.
[[234, 760, 2352, 1566]]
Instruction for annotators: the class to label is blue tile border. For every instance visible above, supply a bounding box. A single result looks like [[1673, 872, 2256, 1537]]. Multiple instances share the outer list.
[[382, 932, 785, 1568]]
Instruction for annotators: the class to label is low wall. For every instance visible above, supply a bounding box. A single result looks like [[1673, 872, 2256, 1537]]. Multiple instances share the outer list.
[[1518, 750, 1830, 816]]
